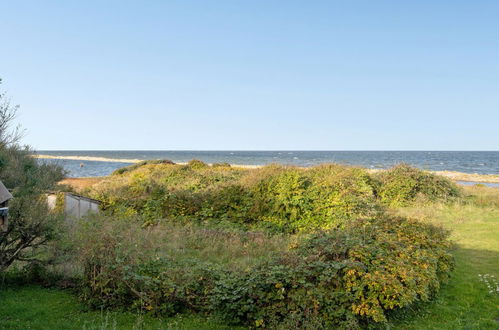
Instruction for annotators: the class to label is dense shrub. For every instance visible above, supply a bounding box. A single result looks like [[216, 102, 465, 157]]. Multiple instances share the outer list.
[[211, 162, 231, 168], [241, 164, 381, 232], [79, 161, 456, 327], [199, 184, 254, 225], [112, 159, 175, 175], [373, 164, 461, 206], [187, 159, 209, 169], [297, 216, 453, 323], [76, 214, 453, 328], [211, 253, 358, 328], [100, 163, 462, 225], [91, 163, 382, 233], [91, 163, 245, 223], [74, 217, 288, 310]]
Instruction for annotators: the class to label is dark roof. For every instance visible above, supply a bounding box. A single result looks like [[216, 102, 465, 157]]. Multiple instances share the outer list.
[[66, 192, 101, 204], [0, 180, 13, 204], [46, 191, 101, 204]]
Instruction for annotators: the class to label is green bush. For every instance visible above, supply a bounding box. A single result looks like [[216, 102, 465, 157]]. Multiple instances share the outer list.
[[374, 164, 461, 207], [81, 251, 222, 314], [98, 163, 462, 226], [112, 159, 175, 175], [199, 184, 254, 225], [79, 162, 456, 327], [91, 163, 382, 233], [74, 217, 286, 311], [187, 159, 209, 169], [213, 215, 453, 327], [211, 162, 231, 168], [211, 253, 358, 328], [92, 163, 245, 222], [76, 214, 453, 328], [297, 216, 453, 323]]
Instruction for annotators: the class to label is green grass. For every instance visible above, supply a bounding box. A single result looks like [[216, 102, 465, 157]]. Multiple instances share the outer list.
[[387, 186, 499, 329], [0, 285, 236, 329]]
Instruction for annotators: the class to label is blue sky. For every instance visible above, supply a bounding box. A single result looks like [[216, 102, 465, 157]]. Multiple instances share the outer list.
[[0, 1, 498, 150]]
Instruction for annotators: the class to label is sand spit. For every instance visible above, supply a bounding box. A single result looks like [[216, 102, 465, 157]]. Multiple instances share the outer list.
[[366, 169, 499, 184], [33, 154, 143, 163], [430, 171, 499, 184]]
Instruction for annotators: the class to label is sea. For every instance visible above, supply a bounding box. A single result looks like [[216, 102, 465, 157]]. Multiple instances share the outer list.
[[36, 150, 499, 178]]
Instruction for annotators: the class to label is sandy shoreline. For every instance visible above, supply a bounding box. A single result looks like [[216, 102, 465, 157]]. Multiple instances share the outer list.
[[33, 154, 144, 163], [34, 154, 499, 184], [428, 171, 499, 184]]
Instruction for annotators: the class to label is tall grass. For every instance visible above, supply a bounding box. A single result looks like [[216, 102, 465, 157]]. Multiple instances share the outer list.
[[73, 216, 291, 273]]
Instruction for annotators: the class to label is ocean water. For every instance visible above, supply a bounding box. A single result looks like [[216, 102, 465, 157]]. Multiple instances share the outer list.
[[37, 150, 499, 178]]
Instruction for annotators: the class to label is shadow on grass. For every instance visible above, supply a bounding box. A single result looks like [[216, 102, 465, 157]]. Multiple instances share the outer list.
[[0, 284, 239, 330], [383, 247, 499, 330]]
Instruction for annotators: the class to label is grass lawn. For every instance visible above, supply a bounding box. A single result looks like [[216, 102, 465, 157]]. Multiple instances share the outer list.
[[388, 186, 499, 329], [0, 186, 498, 329], [0, 285, 235, 329]]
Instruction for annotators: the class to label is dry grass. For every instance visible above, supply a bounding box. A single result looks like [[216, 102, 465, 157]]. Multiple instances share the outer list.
[[65, 217, 292, 275], [58, 177, 106, 193]]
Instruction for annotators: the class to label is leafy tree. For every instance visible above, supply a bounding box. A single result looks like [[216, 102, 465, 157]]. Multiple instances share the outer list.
[[0, 78, 66, 272]]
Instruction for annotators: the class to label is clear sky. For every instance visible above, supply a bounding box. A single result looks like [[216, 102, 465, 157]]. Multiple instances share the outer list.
[[0, 1, 498, 150]]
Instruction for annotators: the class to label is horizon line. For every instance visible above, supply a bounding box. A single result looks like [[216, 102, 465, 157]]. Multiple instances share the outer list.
[[36, 149, 499, 152]]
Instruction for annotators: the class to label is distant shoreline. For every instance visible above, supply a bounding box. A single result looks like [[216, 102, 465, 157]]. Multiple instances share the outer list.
[[33, 154, 143, 164], [32, 154, 262, 169], [34, 154, 499, 184]]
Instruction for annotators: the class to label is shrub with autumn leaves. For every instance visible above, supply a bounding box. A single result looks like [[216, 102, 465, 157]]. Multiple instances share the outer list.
[[373, 164, 461, 206], [76, 214, 453, 328], [73, 162, 456, 327]]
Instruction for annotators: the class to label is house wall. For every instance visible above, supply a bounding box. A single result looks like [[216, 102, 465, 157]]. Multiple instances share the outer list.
[[47, 194, 57, 210], [59, 193, 100, 219], [0, 215, 7, 232], [78, 198, 94, 217], [0, 201, 9, 232], [65, 194, 80, 218]]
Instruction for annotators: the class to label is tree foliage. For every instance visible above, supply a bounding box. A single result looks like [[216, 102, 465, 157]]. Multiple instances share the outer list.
[[0, 79, 65, 273]]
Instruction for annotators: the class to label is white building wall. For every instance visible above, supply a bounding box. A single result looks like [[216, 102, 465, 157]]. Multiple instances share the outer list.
[[47, 194, 57, 210], [65, 194, 80, 218], [62, 193, 100, 219]]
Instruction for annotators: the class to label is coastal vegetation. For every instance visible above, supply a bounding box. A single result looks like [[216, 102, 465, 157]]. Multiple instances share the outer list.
[[1, 159, 498, 328], [373, 164, 461, 207], [89, 161, 458, 233], [2, 160, 465, 328], [3, 183, 498, 329], [63, 213, 451, 328]]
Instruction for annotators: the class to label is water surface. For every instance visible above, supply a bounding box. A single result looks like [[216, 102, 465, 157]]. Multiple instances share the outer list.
[[37, 150, 499, 177]]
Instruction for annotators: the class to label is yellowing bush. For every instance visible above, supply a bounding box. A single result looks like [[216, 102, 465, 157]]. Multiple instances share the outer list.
[[373, 164, 461, 207], [76, 214, 453, 328], [90, 162, 382, 232]]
